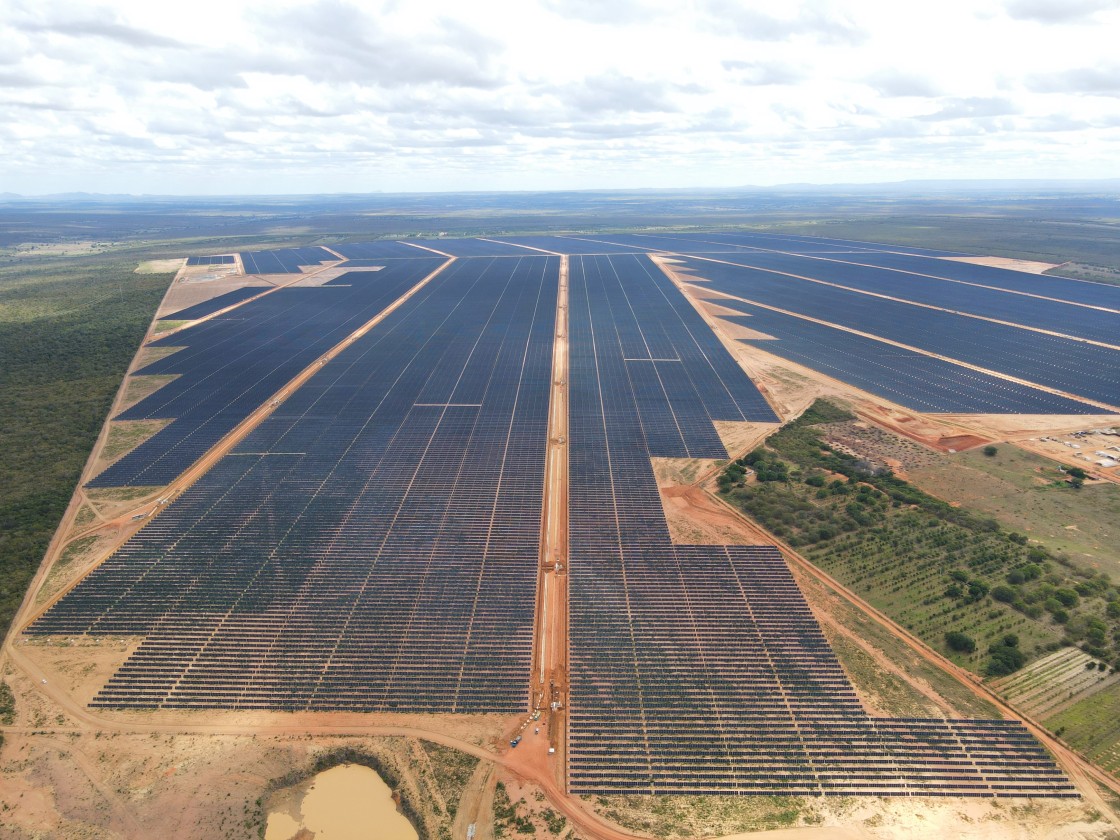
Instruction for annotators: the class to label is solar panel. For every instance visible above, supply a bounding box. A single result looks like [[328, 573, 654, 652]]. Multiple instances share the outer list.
[[35, 255, 559, 714], [89, 259, 445, 487], [565, 253, 1075, 797]]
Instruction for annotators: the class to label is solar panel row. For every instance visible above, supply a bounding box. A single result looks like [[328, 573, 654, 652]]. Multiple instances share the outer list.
[[32, 255, 559, 713], [569, 254, 776, 459], [725, 305, 1099, 415], [331, 241, 442, 260], [676, 256, 1120, 410], [702, 251, 1120, 347], [89, 259, 445, 487], [159, 287, 265, 321], [240, 247, 337, 274], [855, 252, 1120, 310], [185, 255, 236, 266], [565, 253, 1074, 797]]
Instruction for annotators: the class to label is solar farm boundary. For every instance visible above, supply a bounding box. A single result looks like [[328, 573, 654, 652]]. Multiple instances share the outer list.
[[16, 256, 457, 633], [696, 484, 1120, 814], [662, 262, 1119, 415]]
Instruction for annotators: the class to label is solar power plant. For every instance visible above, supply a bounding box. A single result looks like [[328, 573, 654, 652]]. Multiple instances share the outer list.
[[491, 236, 653, 254], [31, 255, 559, 713], [185, 254, 236, 266], [88, 259, 444, 487], [565, 254, 1075, 797], [569, 254, 776, 458], [724, 305, 1100, 415], [675, 231, 967, 257], [700, 251, 1120, 346], [561, 233, 768, 254], [411, 238, 544, 257], [158, 287, 265, 320], [846, 252, 1120, 309], [674, 256, 1120, 409], [239, 247, 337, 274], [331, 241, 443, 259]]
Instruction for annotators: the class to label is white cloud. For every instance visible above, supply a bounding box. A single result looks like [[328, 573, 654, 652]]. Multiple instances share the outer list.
[[1, 0, 1119, 193]]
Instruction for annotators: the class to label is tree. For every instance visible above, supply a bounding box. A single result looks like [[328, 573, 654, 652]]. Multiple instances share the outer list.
[[983, 445, 998, 457], [945, 631, 977, 653]]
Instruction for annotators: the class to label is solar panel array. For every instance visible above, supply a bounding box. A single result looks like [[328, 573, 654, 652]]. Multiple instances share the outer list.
[[240, 247, 337, 274], [185, 255, 236, 266], [331, 241, 442, 259], [854, 252, 1120, 309], [89, 259, 444, 487], [676, 255, 1120, 411], [159, 287, 265, 321], [703, 251, 1120, 346], [570, 254, 776, 459], [723, 305, 1099, 415], [32, 255, 558, 713], [566, 253, 1074, 797]]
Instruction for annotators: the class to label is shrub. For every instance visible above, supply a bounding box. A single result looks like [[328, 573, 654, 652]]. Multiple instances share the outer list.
[[946, 631, 977, 653]]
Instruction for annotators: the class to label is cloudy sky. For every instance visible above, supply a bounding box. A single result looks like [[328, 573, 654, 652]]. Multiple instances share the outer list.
[[3, 0, 1119, 194]]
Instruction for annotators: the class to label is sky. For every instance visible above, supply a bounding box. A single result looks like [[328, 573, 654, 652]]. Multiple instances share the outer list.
[[2, 0, 1119, 194]]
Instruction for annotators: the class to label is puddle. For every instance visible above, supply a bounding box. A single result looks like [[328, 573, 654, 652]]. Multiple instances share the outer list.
[[265, 763, 418, 840]]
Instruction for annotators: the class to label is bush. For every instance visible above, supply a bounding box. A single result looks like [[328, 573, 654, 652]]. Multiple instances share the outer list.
[[983, 445, 998, 457], [986, 636, 1026, 676], [946, 631, 977, 653], [991, 584, 1017, 604]]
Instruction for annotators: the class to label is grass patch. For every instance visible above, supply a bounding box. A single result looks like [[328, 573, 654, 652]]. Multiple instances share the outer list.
[[795, 565, 1000, 718], [1046, 680, 1120, 776], [909, 446, 1120, 581], [101, 419, 172, 463]]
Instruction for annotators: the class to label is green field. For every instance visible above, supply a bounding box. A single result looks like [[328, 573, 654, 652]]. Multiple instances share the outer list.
[[910, 446, 1120, 580], [1046, 681, 1120, 775]]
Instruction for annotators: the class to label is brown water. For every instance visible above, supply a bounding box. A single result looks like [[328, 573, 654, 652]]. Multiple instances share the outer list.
[[265, 763, 419, 840]]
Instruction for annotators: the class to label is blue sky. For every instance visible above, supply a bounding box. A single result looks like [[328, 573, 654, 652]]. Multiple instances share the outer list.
[[3, 0, 1119, 194]]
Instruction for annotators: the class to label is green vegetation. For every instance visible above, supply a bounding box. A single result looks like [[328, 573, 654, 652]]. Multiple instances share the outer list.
[[1046, 680, 1120, 775], [0, 254, 171, 639], [946, 631, 977, 654], [718, 400, 1120, 676], [0, 679, 14, 724], [587, 793, 815, 838], [908, 445, 1120, 580]]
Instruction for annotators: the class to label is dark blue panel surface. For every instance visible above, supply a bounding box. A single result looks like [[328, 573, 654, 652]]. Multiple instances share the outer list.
[[851, 252, 1120, 309], [34, 255, 559, 714], [565, 254, 1073, 796], [89, 259, 445, 487], [726, 305, 1099, 414], [704, 251, 1120, 345], [677, 256, 1120, 409], [240, 247, 336, 274]]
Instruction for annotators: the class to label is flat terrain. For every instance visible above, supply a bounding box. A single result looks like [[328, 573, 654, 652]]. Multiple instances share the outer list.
[[4, 189, 1120, 838]]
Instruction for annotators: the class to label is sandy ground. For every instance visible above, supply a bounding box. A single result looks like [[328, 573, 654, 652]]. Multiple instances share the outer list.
[[943, 256, 1062, 274]]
